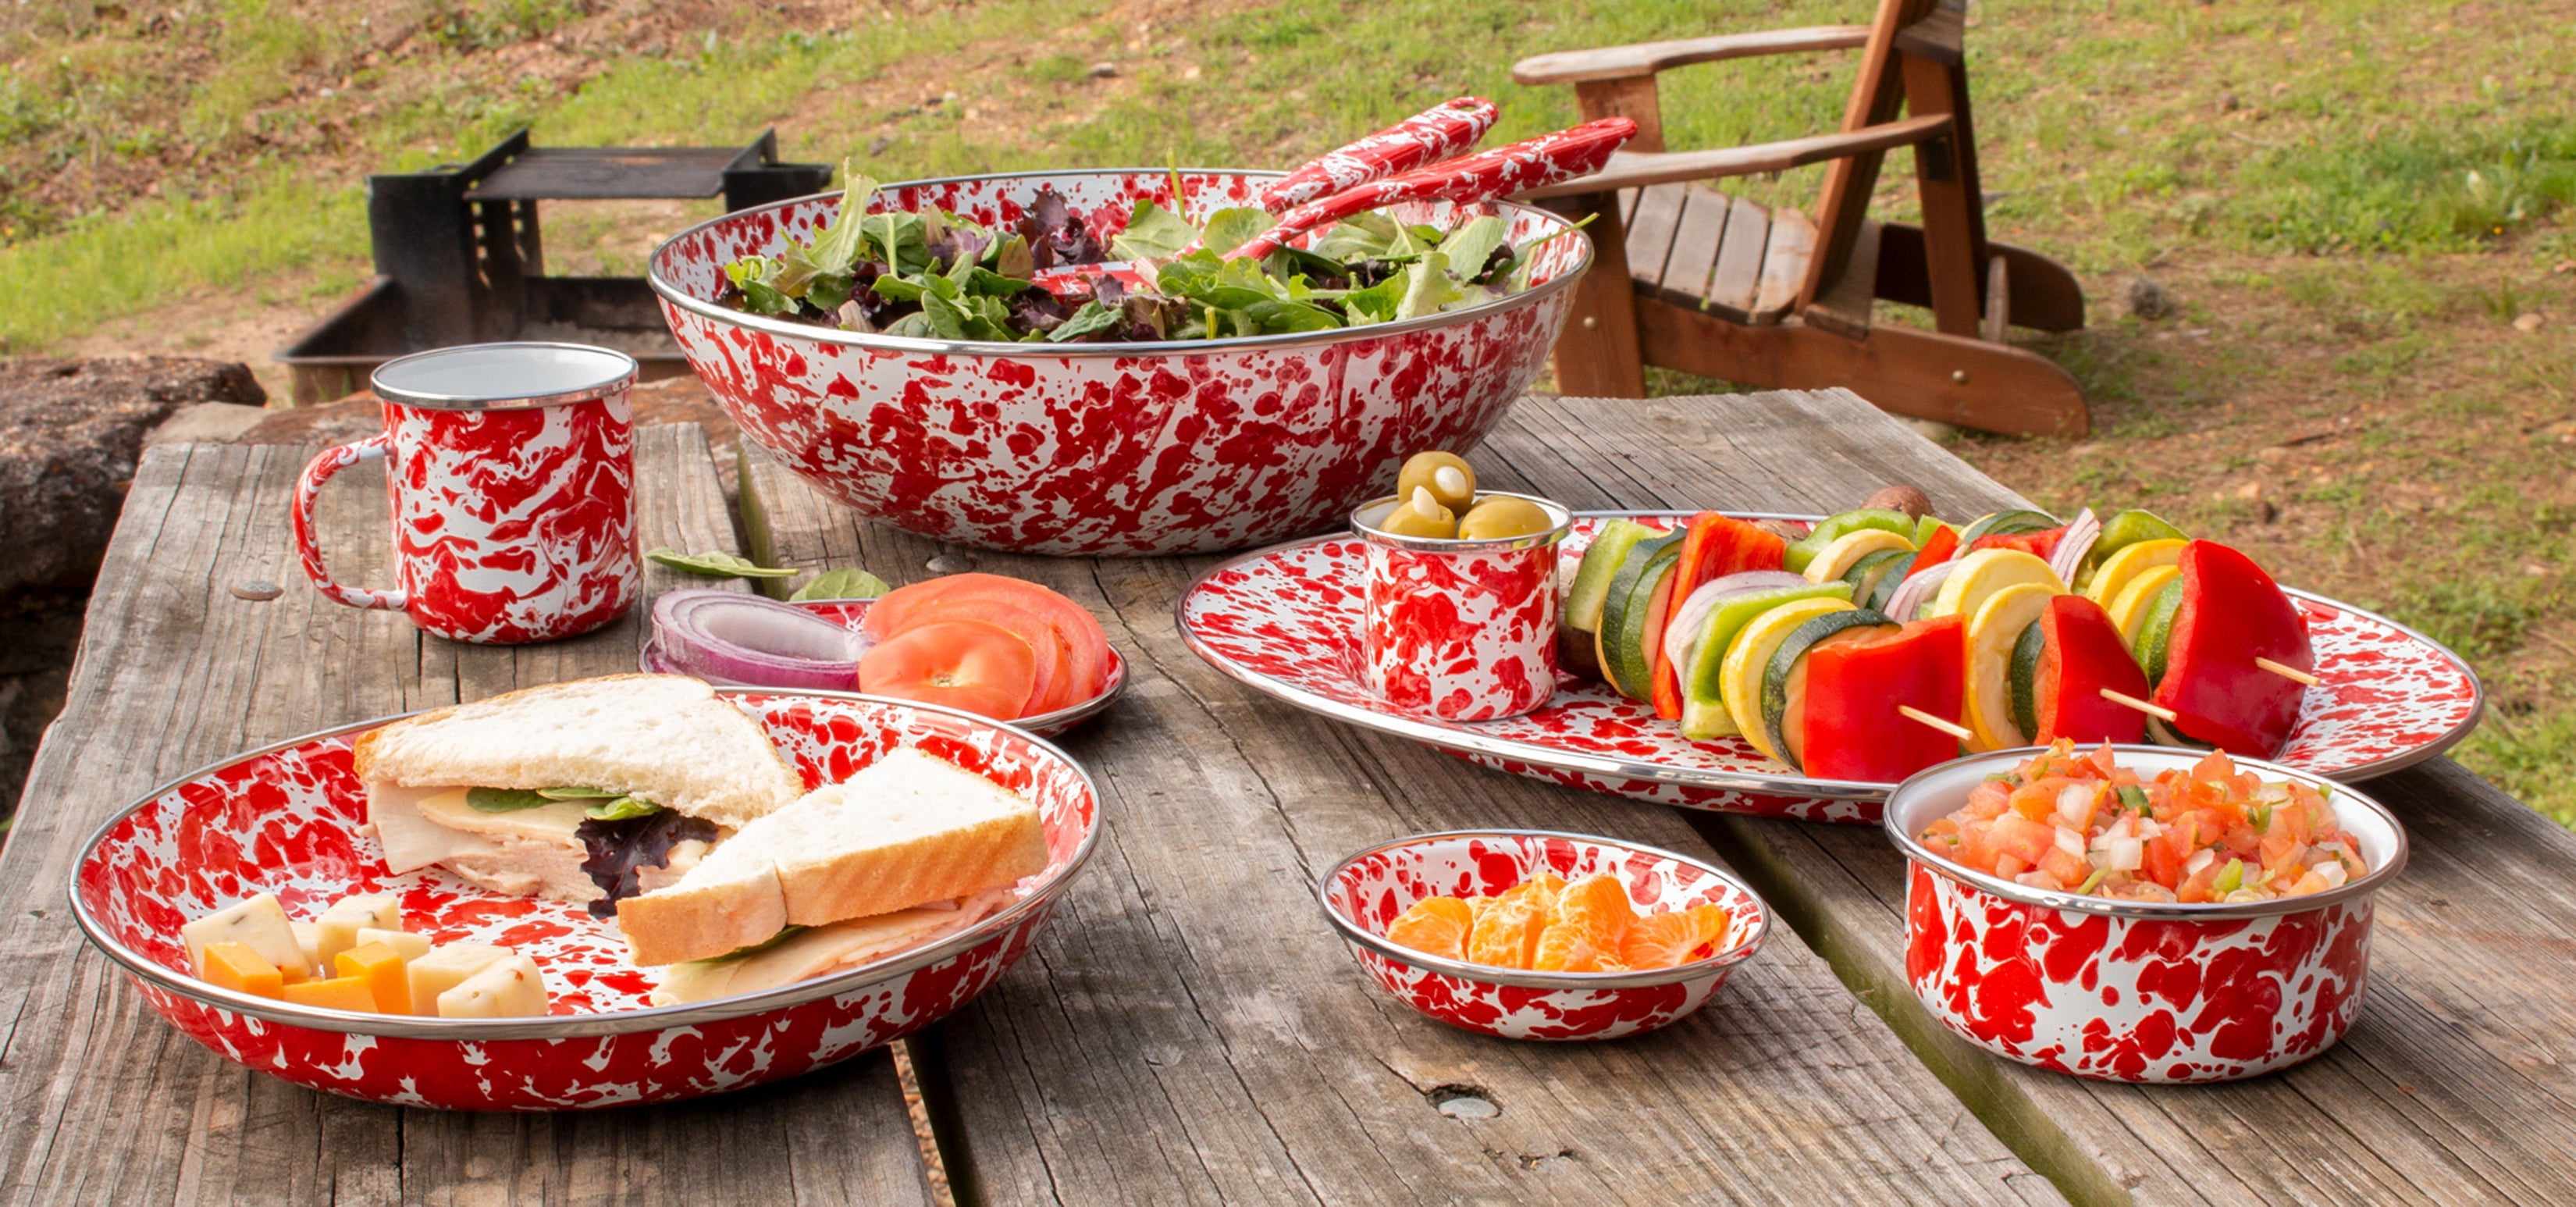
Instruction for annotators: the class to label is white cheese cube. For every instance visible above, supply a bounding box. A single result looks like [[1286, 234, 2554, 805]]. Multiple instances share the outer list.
[[181, 895, 304, 983], [315, 893, 403, 968], [288, 921, 324, 981], [356, 927, 432, 963], [406, 943, 512, 1017], [436, 953, 548, 1018]]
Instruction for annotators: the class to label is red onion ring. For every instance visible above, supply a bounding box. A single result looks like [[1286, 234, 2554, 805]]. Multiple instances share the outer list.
[[651, 590, 868, 689], [2048, 507, 2101, 586], [1884, 560, 1955, 624], [1661, 571, 1814, 679]]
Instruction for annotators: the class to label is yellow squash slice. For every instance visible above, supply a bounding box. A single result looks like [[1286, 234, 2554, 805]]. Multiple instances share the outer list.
[[2082, 538, 2186, 605], [1929, 549, 2065, 619], [2105, 564, 2183, 650], [1801, 529, 1916, 585], [1963, 582, 2058, 753]]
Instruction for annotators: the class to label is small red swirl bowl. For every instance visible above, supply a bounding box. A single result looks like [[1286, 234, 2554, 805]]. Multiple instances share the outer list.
[[647, 168, 1592, 557], [1885, 747, 2408, 1084], [69, 690, 1100, 1110], [1318, 830, 1770, 1041]]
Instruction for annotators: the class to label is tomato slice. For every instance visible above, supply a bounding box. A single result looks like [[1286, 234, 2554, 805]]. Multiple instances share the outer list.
[[863, 573, 1110, 697], [858, 619, 1040, 720], [883, 596, 1069, 712]]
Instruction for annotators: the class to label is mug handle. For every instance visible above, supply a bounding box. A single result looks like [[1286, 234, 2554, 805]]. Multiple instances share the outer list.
[[293, 433, 407, 611]]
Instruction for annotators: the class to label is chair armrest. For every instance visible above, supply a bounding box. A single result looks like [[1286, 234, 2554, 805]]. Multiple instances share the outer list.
[[1512, 113, 1953, 199], [1511, 26, 1872, 86]]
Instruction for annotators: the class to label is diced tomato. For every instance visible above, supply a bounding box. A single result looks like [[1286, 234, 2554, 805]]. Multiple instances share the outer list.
[[859, 619, 1041, 721], [2008, 782, 2060, 821], [1988, 814, 2055, 865], [2178, 862, 2221, 903], [2040, 846, 2088, 886], [1994, 853, 2031, 879], [2143, 836, 2183, 888], [2221, 824, 2261, 857]]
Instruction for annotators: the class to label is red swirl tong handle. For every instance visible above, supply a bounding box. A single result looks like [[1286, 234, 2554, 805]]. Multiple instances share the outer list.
[[1255, 97, 1501, 212], [1227, 116, 1638, 262]]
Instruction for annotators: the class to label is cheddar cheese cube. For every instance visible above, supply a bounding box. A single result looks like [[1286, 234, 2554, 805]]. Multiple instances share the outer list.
[[334, 942, 411, 1015], [201, 942, 284, 999], [280, 974, 377, 1012], [181, 894, 304, 984]]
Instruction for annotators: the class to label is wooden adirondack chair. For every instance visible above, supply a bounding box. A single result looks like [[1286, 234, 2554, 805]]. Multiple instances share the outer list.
[[1510, 0, 2090, 436]]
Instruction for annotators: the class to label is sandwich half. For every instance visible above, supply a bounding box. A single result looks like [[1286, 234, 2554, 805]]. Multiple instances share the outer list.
[[617, 746, 1048, 969], [354, 674, 804, 916]]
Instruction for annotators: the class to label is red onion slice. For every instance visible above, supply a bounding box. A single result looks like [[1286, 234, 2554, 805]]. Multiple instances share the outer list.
[[1661, 571, 1815, 681], [2048, 507, 2101, 586], [652, 589, 868, 689], [1884, 560, 1955, 624]]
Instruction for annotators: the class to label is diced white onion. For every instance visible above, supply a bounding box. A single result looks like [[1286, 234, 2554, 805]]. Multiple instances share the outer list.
[[2015, 871, 2061, 890], [2109, 836, 2144, 871], [2139, 819, 2164, 841], [2318, 861, 2349, 888], [2255, 782, 2291, 803], [2054, 826, 2086, 858], [2186, 848, 2217, 877], [2058, 785, 2095, 827]]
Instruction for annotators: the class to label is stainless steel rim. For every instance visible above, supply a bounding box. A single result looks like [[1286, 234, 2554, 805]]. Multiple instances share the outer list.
[[368, 341, 640, 411], [66, 688, 1103, 1040], [1350, 490, 1573, 554], [646, 166, 1595, 357], [1882, 745, 2411, 920], [1176, 510, 2487, 805], [1315, 828, 1770, 990]]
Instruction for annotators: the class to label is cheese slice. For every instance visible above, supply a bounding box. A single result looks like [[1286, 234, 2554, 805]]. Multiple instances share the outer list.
[[406, 942, 512, 1016], [182, 894, 305, 983], [437, 953, 548, 1017], [415, 789, 592, 842], [315, 893, 401, 968], [368, 785, 500, 874]]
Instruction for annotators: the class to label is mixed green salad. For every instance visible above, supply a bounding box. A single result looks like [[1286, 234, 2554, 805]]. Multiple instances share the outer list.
[[717, 172, 1560, 343]]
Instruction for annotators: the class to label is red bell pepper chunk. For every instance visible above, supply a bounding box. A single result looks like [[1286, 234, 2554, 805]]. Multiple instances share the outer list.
[[2033, 595, 2149, 746], [1651, 514, 1787, 718], [1800, 615, 1966, 782], [1908, 524, 1961, 575], [2151, 541, 2313, 757], [1969, 525, 2065, 561]]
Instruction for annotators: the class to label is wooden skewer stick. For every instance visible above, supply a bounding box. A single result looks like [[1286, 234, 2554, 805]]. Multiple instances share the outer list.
[[1897, 705, 1974, 742], [2098, 687, 2179, 723], [2255, 657, 2322, 687]]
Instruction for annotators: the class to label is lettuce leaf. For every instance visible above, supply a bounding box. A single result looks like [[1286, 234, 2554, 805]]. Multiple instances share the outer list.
[[1109, 199, 1201, 261]]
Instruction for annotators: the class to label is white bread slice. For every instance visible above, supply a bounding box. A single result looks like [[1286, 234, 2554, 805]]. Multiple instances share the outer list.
[[648, 888, 1015, 1005], [617, 747, 1047, 966], [353, 674, 800, 829]]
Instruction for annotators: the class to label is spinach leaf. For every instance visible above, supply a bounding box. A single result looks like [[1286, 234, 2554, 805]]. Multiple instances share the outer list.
[[1342, 274, 1405, 323], [791, 568, 893, 600], [1395, 254, 1467, 320], [1247, 298, 1343, 333], [1045, 301, 1126, 342], [646, 548, 798, 579], [1312, 212, 1400, 262], [467, 787, 553, 813], [1109, 199, 1200, 261], [1198, 206, 1276, 258], [585, 796, 662, 821], [1436, 216, 1510, 287]]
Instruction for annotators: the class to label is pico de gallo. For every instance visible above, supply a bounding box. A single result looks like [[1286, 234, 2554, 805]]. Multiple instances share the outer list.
[[1920, 740, 2370, 903]]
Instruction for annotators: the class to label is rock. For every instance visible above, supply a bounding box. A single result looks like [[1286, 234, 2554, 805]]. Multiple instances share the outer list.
[[0, 358, 265, 601], [1087, 61, 1119, 78], [1899, 418, 1959, 443], [2514, 312, 2546, 333], [144, 402, 270, 447], [2121, 276, 2176, 320]]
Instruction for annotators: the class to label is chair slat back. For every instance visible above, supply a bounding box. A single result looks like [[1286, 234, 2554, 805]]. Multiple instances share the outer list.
[[1798, 0, 1944, 308]]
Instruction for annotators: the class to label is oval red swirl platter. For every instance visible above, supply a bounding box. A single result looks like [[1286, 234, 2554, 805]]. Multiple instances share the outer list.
[[68, 690, 1101, 1110], [1177, 511, 2485, 825]]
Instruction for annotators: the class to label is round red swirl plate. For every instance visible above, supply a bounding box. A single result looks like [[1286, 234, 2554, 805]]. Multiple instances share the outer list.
[[1177, 512, 2485, 825]]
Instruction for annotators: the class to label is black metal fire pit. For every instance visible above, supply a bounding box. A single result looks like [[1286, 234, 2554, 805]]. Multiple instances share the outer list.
[[275, 127, 828, 404]]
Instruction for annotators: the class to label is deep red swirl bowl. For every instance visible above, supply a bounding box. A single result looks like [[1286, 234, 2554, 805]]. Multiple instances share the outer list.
[[647, 169, 1592, 556], [1885, 747, 2407, 1084], [69, 691, 1099, 1110], [1319, 830, 1770, 1041]]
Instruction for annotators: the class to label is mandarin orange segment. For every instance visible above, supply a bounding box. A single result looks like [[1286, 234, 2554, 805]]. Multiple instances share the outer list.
[[1531, 923, 1601, 972], [1553, 874, 1637, 956], [1684, 905, 1734, 962], [1468, 897, 1543, 970], [1618, 911, 1699, 970], [1384, 896, 1475, 961]]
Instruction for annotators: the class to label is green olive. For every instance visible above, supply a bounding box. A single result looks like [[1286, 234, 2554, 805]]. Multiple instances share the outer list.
[[1457, 496, 1554, 540], [1396, 450, 1477, 515], [1379, 487, 1458, 538]]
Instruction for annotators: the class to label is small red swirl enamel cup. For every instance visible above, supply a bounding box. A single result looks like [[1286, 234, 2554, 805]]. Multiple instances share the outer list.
[[1318, 830, 1770, 1041], [639, 597, 1129, 739], [1884, 747, 2408, 1084], [646, 169, 1592, 557], [1354, 492, 1569, 722], [293, 343, 641, 644], [69, 690, 1100, 1110]]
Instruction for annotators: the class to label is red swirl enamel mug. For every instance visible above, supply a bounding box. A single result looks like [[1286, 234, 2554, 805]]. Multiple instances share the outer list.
[[1354, 492, 1570, 722], [293, 343, 642, 644], [1884, 747, 2407, 1084]]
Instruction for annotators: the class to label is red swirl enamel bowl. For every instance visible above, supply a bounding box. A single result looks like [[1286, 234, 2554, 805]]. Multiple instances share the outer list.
[[1319, 830, 1770, 1041], [647, 168, 1592, 557], [1885, 747, 2407, 1084], [68, 690, 1100, 1110]]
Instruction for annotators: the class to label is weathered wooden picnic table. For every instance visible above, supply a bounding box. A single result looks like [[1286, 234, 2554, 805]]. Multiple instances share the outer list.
[[5, 389, 2574, 1205]]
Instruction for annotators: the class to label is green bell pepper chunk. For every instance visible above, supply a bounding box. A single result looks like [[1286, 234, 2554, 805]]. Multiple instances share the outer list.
[[1783, 509, 1916, 574]]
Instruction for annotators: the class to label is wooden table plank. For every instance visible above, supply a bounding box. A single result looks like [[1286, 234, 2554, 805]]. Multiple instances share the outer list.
[[738, 436, 2065, 1205], [0, 427, 933, 1207], [1520, 390, 2576, 1206]]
